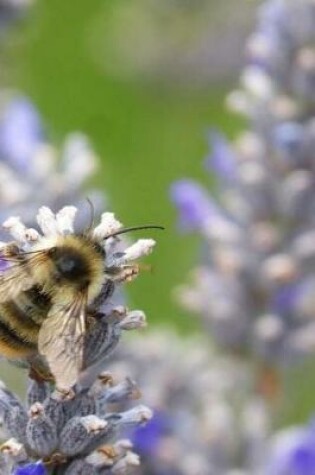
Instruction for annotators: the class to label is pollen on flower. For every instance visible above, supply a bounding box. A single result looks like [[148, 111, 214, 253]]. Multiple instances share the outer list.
[[28, 403, 45, 419], [82, 415, 108, 433], [0, 438, 25, 457]]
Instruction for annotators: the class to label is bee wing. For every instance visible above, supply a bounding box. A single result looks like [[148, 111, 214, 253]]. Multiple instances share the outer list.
[[38, 295, 87, 390], [0, 252, 43, 302]]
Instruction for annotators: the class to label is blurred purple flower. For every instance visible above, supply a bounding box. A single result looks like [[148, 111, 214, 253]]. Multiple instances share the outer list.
[[269, 421, 315, 475], [205, 130, 237, 181], [271, 283, 299, 315], [14, 462, 46, 475], [259, 0, 289, 41], [170, 179, 218, 231], [273, 122, 304, 155], [0, 97, 43, 172], [131, 410, 171, 457]]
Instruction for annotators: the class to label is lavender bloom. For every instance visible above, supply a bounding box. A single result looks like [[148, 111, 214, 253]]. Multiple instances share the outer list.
[[0, 378, 150, 475], [166, 1, 315, 471], [172, 0, 315, 364], [0, 96, 104, 232], [0, 205, 157, 474], [109, 331, 271, 475]]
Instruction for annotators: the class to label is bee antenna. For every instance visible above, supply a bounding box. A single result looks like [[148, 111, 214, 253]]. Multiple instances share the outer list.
[[105, 225, 165, 239], [84, 197, 95, 234]]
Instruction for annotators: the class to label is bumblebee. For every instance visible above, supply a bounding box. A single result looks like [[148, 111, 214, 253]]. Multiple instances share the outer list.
[[0, 212, 162, 391]]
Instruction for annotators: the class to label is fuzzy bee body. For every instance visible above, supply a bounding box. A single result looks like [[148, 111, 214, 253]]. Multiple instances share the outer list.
[[0, 206, 160, 391], [0, 234, 108, 386], [0, 292, 44, 358]]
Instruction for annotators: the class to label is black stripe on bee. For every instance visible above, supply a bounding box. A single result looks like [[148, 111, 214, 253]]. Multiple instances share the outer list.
[[11, 286, 52, 326], [0, 300, 40, 343], [24, 286, 51, 310], [0, 316, 37, 351]]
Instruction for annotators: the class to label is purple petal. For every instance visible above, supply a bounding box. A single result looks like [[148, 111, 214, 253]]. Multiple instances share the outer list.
[[269, 422, 315, 475], [204, 130, 236, 181], [170, 179, 218, 231], [271, 283, 299, 315], [130, 410, 172, 457], [259, 0, 288, 38], [290, 446, 315, 475], [14, 462, 46, 475], [273, 122, 304, 154], [0, 97, 43, 172]]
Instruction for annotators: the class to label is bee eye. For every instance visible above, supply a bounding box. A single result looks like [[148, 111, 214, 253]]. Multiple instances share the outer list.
[[54, 252, 87, 282], [47, 247, 57, 257], [58, 257, 76, 274]]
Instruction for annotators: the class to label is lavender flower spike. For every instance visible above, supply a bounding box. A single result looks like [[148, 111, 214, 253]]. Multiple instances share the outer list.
[[173, 0, 315, 364], [0, 96, 104, 233], [110, 330, 270, 475], [164, 0, 315, 473]]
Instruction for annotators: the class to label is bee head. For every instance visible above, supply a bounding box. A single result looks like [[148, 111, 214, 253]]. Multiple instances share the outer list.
[[48, 246, 90, 285]]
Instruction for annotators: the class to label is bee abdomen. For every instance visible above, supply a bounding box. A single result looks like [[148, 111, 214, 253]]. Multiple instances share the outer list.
[[0, 314, 37, 358], [22, 286, 51, 324], [0, 302, 40, 358]]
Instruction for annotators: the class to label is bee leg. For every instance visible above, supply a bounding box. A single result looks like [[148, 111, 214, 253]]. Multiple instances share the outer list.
[[43, 451, 67, 467], [27, 357, 54, 383], [86, 312, 98, 329], [106, 264, 140, 283], [29, 365, 54, 383], [52, 386, 75, 401]]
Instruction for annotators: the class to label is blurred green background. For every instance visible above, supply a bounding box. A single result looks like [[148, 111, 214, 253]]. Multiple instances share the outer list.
[[4, 0, 248, 330]]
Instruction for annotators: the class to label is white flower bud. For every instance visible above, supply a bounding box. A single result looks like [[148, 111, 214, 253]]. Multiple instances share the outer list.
[[123, 239, 156, 261], [93, 212, 123, 240], [56, 206, 77, 234], [36, 206, 59, 236]]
